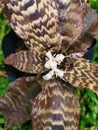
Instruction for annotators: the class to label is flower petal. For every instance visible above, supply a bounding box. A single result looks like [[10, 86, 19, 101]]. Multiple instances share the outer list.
[[43, 70, 54, 80], [55, 54, 65, 63], [55, 68, 65, 79], [44, 60, 57, 70], [46, 51, 53, 59]]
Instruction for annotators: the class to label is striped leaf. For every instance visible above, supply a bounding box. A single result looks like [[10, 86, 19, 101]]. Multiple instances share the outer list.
[[64, 58, 98, 95], [65, 6, 98, 56], [32, 80, 80, 130], [4, 51, 46, 74], [0, 77, 42, 128], [2, 0, 59, 51], [59, 0, 87, 45]]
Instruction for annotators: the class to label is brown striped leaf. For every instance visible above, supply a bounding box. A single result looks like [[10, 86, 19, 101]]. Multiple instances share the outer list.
[[32, 80, 80, 130], [75, 6, 98, 54], [59, 0, 87, 45], [0, 77, 42, 128], [1, 0, 59, 52], [64, 58, 98, 95], [4, 50, 46, 74], [62, 7, 98, 57]]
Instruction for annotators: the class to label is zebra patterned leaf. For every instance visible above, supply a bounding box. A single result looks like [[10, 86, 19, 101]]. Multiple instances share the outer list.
[[0, 77, 42, 128], [2, 0, 59, 52], [59, 0, 87, 45], [64, 58, 98, 95], [4, 51, 46, 74], [32, 80, 80, 130]]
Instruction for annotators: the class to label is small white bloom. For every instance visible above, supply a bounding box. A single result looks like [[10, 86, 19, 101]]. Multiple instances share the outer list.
[[45, 60, 57, 70], [46, 51, 53, 59], [55, 69, 65, 79], [43, 51, 65, 80], [44, 60, 53, 69], [55, 54, 65, 63], [43, 70, 54, 81]]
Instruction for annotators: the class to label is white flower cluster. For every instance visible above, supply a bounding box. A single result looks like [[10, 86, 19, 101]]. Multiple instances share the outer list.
[[43, 51, 65, 80]]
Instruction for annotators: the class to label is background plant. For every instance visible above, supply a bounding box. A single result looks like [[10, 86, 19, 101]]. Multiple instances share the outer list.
[[0, 1, 98, 130]]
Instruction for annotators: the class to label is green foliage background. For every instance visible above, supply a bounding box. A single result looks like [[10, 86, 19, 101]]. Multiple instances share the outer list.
[[0, 0, 98, 130]]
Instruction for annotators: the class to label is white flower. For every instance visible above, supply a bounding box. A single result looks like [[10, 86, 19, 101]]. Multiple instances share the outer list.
[[43, 51, 65, 80], [55, 54, 65, 64], [44, 60, 57, 70], [55, 69, 65, 79], [43, 70, 54, 81]]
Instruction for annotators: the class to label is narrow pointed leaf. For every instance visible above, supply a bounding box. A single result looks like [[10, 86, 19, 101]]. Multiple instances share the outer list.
[[4, 51, 46, 74]]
